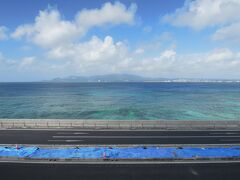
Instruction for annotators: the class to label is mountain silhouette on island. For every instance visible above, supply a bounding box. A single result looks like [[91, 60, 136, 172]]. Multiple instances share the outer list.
[[48, 74, 155, 82], [46, 74, 240, 83]]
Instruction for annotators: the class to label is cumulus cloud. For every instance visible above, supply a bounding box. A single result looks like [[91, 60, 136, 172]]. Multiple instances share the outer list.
[[76, 2, 136, 28], [212, 21, 240, 43], [18, 57, 36, 69], [11, 10, 82, 48], [43, 33, 240, 78], [0, 55, 36, 69], [48, 36, 127, 61], [113, 48, 240, 78], [134, 48, 145, 55], [11, 2, 137, 48], [1, 45, 240, 80], [0, 53, 70, 81], [0, 26, 8, 40], [3, 1, 240, 80], [162, 0, 240, 30], [160, 49, 176, 59], [46, 35, 129, 74], [162, 0, 240, 44]]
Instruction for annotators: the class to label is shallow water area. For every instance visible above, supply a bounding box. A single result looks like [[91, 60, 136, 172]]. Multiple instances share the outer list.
[[0, 82, 240, 120]]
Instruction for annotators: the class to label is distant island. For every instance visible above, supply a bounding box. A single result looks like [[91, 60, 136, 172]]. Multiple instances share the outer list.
[[45, 74, 240, 83]]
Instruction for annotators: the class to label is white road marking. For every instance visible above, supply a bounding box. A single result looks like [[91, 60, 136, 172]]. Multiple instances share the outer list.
[[189, 168, 199, 176], [48, 140, 84, 142], [52, 135, 240, 139], [56, 132, 88, 135]]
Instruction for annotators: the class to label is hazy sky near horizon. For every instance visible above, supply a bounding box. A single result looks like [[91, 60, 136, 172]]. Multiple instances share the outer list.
[[1, 0, 240, 81]]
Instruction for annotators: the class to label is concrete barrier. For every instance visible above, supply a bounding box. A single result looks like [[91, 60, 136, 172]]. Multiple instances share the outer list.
[[0, 119, 239, 130]]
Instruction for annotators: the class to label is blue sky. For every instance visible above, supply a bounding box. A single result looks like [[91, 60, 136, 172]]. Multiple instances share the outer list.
[[0, 0, 240, 81]]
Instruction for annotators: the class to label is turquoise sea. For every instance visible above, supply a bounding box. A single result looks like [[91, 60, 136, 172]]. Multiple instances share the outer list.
[[0, 82, 240, 120]]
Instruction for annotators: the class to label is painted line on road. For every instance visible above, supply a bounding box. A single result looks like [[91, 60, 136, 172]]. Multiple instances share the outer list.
[[52, 135, 240, 139], [56, 132, 88, 135], [48, 140, 84, 142]]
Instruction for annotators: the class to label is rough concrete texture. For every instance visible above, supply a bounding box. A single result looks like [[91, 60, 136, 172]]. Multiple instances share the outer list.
[[0, 119, 239, 130]]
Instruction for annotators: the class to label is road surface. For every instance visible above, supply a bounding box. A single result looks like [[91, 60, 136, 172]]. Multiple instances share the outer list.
[[1, 129, 240, 179], [0, 161, 239, 180], [0, 129, 240, 145]]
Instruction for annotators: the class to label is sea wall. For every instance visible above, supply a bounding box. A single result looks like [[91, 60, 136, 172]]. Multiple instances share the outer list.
[[0, 119, 239, 130]]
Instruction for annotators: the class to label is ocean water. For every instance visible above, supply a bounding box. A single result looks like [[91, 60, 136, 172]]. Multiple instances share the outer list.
[[0, 82, 240, 120]]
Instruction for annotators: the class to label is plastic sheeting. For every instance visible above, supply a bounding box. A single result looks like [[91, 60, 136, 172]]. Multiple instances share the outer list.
[[175, 147, 240, 158], [0, 146, 240, 159], [0, 147, 38, 158]]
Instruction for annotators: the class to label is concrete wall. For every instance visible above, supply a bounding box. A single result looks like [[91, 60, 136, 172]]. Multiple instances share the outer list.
[[0, 119, 239, 130]]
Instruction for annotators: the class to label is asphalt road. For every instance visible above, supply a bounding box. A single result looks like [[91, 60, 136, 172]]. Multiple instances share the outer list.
[[0, 161, 240, 180], [0, 129, 240, 145]]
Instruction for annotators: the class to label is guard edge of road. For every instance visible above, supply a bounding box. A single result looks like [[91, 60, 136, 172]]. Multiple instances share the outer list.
[[0, 119, 240, 130]]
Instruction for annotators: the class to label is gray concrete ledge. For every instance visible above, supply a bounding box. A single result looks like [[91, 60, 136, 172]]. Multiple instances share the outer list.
[[0, 119, 239, 130], [1, 144, 239, 148], [1, 158, 240, 164]]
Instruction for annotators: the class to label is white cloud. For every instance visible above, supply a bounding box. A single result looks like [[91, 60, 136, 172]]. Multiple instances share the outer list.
[[18, 57, 36, 68], [44, 33, 240, 78], [0, 53, 70, 81], [206, 49, 235, 62], [50, 39, 239, 78], [0, 55, 36, 68], [1, 46, 240, 80], [212, 21, 240, 43], [47, 35, 129, 74], [0, 26, 8, 40], [134, 48, 144, 55], [114, 48, 240, 78], [160, 49, 176, 59], [162, 0, 240, 44], [12, 10, 82, 48], [76, 2, 136, 28], [134, 32, 175, 57], [48, 36, 127, 62], [11, 2, 137, 48], [162, 0, 240, 30]]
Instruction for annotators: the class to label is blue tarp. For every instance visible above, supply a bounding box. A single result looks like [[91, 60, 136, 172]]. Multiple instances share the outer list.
[[0, 146, 240, 159], [0, 147, 38, 158], [175, 147, 240, 158]]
